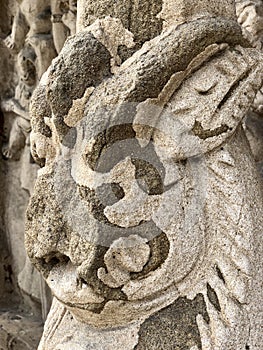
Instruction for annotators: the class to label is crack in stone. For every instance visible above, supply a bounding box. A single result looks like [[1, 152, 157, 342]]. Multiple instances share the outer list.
[[192, 120, 229, 140]]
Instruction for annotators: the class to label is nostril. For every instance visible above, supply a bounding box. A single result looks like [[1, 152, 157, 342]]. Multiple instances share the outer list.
[[37, 252, 70, 275], [76, 277, 89, 288], [45, 256, 66, 265]]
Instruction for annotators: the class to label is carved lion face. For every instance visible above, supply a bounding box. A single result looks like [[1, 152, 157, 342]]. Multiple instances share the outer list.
[[27, 88, 207, 326], [26, 11, 263, 327]]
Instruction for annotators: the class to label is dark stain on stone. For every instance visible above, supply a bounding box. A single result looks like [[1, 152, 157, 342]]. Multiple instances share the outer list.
[[217, 69, 250, 110], [131, 232, 169, 279], [131, 158, 164, 195], [38, 253, 70, 276], [37, 6, 52, 24], [207, 283, 221, 312], [192, 120, 229, 140], [77, 244, 128, 305], [53, 117, 71, 145], [85, 123, 136, 171], [135, 294, 210, 350], [215, 264, 225, 284], [78, 186, 116, 227]]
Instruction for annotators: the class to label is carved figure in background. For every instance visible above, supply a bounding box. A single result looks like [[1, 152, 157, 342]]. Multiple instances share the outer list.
[[3, 0, 56, 79], [236, 0, 263, 47], [51, 0, 77, 53], [2, 0, 56, 160], [236, 0, 263, 174], [1, 43, 36, 159], [26, 0, 263, 349]]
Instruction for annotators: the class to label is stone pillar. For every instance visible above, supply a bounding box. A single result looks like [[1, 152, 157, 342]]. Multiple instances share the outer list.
[[26, 0, 263, 349]]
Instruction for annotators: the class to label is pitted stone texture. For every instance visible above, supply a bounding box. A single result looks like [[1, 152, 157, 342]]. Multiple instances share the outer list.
[[160, 0, 236, 28], [77, 0, 163, 47], [135, 295, 209, 350]]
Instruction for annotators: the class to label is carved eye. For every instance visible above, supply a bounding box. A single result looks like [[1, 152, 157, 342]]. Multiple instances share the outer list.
[[131, 158, 164, 195], [96, 183, 125, 206], [84, 123, 165, 195]]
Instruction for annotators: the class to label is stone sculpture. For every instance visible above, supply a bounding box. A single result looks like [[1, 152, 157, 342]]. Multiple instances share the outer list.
[[25, 0, 263, 349]]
